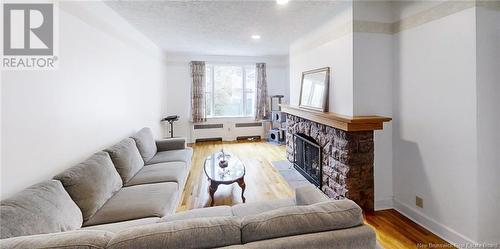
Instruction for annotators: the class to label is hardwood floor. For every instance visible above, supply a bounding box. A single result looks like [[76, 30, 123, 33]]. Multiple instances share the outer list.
[[177, 140, 293, 211], [364, 210, 454, 249], [178, 140, 454, 249]]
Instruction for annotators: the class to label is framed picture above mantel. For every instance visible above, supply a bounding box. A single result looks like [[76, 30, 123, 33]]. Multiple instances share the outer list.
[[299, 67, 329, 112]]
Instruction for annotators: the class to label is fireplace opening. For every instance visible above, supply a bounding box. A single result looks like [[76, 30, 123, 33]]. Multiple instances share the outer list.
[[292, 133, 322, 188]]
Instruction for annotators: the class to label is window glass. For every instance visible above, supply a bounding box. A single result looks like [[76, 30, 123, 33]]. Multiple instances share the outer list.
[[245, 66, 256, 116], [205, 64, 256, 117]]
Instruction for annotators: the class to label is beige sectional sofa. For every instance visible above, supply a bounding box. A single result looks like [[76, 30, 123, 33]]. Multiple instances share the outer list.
[[0, 127, 376, 249]]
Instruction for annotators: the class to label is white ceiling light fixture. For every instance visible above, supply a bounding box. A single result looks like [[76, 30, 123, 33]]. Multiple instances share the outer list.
[[251, 35, 261, 40], [276, 0, 289, 5]]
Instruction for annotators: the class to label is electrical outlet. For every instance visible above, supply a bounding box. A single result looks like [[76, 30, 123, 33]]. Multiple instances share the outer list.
[[416, 196, 424, 208]]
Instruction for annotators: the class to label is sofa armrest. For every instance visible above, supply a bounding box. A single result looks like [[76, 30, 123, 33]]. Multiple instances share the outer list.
[[156, 138, 186, 151], [0, 230, 114, 249], [295, 185, 329, 205]]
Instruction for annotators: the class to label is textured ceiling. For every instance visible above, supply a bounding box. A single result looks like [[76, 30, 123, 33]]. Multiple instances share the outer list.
[[105, 1, 339, 56]]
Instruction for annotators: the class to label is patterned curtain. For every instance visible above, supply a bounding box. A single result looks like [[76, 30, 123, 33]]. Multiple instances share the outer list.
[[190, 61, 206, 123], [255, 63, 270, 121]]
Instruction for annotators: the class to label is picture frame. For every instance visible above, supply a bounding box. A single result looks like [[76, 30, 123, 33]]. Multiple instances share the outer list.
[[298, 67, 330, 112]]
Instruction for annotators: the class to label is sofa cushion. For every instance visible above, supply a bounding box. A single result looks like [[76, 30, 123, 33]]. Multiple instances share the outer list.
[[161, 206, 233, 222], [54, 151, 122, 222], [0, 180, 83, 239], [0, 230, 114, 249], [107, 217, 241, 249], [84, 182, 178, 226], [240, 200, 363, 243], [231, 198, 295, 217], [146, 148, 193, 165], [131, 127, 157, 163], [81, 217, 160, 233], [105, 138, 144, 183], [155, 138, 186, 151], [124, 162, 187, 187]]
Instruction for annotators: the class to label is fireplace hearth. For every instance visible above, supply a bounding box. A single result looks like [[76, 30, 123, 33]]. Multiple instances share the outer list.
[[293, 133, 321, 188]]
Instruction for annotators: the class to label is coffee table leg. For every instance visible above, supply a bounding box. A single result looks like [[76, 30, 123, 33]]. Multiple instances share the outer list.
[[208, 181, 219, 206], [237, 177, 246, 203]]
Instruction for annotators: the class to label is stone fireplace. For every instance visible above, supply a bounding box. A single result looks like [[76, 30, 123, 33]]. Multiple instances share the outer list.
[[282, 105, 391, 211]]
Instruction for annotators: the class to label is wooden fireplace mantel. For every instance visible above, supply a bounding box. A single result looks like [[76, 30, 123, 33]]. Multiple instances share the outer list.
[[280, 105, 391, 132]]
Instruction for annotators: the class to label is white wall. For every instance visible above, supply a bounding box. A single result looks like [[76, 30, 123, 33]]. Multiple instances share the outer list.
[[351, 1, 395, 210], [289, 2, 353, 115], [289, 1, 395, 209], [164, 53, 289, 142], [393, 7, 479, 243], [1, 2, 167, 199], [475, 6, 500, 244], [352, 33, 394, 210]]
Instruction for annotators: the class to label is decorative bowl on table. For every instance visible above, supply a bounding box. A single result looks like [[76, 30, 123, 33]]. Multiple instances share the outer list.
[[219, 160, 228, 168], [216, 149, 231, 169]]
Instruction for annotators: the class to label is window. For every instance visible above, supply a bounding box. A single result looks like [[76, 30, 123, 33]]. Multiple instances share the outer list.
[[205, 64, 256, 117]]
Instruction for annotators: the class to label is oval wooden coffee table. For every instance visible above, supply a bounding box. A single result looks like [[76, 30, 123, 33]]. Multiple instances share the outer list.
[[204, 151, 246, 206]]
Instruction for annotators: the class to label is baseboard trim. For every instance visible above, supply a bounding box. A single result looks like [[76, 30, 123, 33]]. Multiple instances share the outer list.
[[374, 198, 394, 211], [393, 199, 477, 246]]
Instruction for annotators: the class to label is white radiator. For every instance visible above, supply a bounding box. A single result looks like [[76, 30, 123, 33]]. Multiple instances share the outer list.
[[191, 119, 266, 142]]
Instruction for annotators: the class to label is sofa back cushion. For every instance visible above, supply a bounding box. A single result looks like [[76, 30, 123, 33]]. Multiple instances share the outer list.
[[161, 206, 233, 222], [0, 180, 83, 239], [105, 138, 144, 183], [107, 217, 241, 249], [240, 200, 363, 243], [0, 230, 114, 249], [130, 127, 157, 163], [54, 151, 122, 222]]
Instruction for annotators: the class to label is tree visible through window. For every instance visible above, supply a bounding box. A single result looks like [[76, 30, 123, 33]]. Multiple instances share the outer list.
[[205, 64, 256, 117]]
